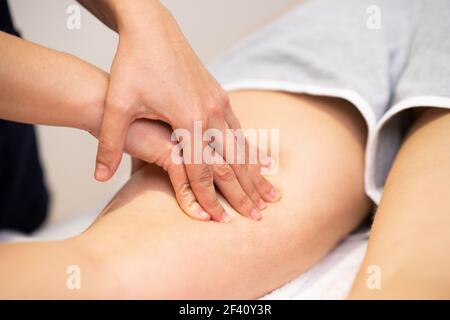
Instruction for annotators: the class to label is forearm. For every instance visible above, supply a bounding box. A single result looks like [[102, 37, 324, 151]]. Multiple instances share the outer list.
[[0, 238, 113, 299], [0, 31, 106, 131]]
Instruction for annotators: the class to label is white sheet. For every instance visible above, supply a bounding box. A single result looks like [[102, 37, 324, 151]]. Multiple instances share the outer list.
[[263, 231, 368, 299], [0, 210, 368, 300]]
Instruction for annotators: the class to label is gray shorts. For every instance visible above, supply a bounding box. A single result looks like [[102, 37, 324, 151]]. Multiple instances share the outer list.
[[210, 0, 450, 204]]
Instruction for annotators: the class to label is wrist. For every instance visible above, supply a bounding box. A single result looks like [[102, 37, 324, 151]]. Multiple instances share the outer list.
[[111, 0, 168, 35], [69, 59, 108, 135]]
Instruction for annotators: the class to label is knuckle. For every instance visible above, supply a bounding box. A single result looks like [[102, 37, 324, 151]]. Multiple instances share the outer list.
[[185, 111, 208, 130], [164, 142, 178, 159], [251, 163, 264, 176], [178, 181, 191, 196], [237, 194, 250, 209], [238, 163, 249, 173], [249, 188, 260, 202], [177, 182, 196, 206], [256, 176, 272, 192], [194, 166, 214, 186], [98, 135, 119, 158], [106, 97, 133, 116], [213, 164, 235, 183], [205, 89, 229, 118], [215, 88, 230, 108], [207, 102, 224, 118]]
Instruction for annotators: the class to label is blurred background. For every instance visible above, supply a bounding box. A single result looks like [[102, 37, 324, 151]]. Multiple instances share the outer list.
[[8, 0, 299, 223]]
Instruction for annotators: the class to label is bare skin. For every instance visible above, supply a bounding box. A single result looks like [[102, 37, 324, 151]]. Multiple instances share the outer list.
[[0, 91, 370, 299], [350, 108, 450, 299]]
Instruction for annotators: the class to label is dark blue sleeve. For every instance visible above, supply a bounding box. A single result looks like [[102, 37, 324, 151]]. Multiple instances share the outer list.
[[0, 0, 49, 233]]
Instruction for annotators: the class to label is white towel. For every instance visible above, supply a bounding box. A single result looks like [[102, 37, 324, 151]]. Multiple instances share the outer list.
[[262, 231, 368, 300]]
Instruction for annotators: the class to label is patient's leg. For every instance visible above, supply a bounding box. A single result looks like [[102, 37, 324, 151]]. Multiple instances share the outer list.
[[349, 109, 450, 299], [83, 91, 370, 299]]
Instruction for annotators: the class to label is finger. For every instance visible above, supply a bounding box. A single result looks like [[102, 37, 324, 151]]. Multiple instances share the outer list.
[[223, 103, 245, 153], [249, 163, 281, 203], [224, 105, 271, 170], [225, 104, 279, 202], [247, 136, 280, 202], [167, 163, 211, 221], [125, 120, 212, 221], [95, 104, 130, 181], [229, 160, 267, 210], [208, 118, 266, 210], [211, 152, 261, 221], [223, 103, 243, 133], [185, 138, 230, 223]]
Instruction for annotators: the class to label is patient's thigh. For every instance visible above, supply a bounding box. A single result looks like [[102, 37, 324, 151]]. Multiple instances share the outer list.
[[349, 109, 450, 299], [87, 91, 370, 299]]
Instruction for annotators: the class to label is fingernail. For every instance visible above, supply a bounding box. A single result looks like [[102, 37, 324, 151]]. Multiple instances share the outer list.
[[199, 210, 210, 220], [251, 208, 262, 221], [269, 187, 281, 201], [258, 199, 267, 210], [222, 212, 232, 223], [95, 163, 109, 181]]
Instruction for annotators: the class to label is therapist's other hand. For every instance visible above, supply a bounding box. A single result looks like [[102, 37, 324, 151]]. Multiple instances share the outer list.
[[123, 120, 271, 222], [95, 1, 274, 218]]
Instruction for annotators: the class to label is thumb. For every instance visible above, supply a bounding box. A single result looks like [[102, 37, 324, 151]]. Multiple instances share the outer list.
[[95, 104, 130, 181]]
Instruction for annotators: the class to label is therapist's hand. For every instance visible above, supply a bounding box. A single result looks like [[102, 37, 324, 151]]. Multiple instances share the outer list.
[[90, 1, 274, 218], [121, 120, 277, 222]]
